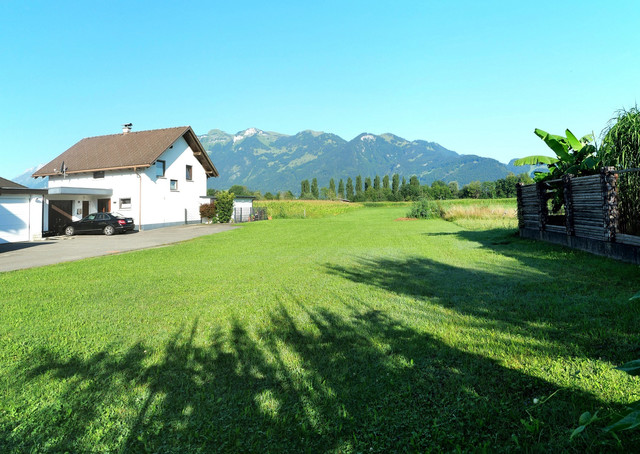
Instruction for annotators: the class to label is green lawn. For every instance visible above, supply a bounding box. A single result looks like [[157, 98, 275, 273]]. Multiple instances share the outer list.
[[1, 206, 640, 452]]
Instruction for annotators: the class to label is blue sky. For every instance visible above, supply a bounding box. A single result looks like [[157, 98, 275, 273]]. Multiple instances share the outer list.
[[2, 1, 639, 180]]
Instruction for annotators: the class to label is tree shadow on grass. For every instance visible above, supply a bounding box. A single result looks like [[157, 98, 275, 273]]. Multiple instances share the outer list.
[[3, 302, 628, 453], [326, 228, 640, 365]]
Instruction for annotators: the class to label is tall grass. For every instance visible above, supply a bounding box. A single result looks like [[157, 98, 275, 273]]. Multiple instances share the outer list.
[[254, 200, 364, 219], [409, 198, 518, 230]]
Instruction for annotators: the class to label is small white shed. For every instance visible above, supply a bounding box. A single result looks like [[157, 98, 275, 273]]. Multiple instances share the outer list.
[[200, 195, 256, 223], [0, 177, 47, 243], [232, 196, 255, 222]]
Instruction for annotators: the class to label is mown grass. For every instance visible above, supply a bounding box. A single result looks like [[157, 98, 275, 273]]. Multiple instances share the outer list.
[[254, 199, 364, 219], [1, 205, 640, 452]]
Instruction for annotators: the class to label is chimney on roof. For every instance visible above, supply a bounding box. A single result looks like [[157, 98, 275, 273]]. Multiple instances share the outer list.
[[122, 123, 133, 134]]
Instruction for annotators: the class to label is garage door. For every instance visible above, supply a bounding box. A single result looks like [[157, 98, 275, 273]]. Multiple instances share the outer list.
[[0, 196, 30, 243]]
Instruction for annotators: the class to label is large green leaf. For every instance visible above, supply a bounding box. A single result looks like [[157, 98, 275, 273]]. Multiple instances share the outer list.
[[566, 129, 583, 151], [513, 155, 558, 166], [534, 128, 566, 144], [581, 156, 600, 170], [630, 291, 640, 301], [604, 410, 640, 432], [616, 359, 640, 376], [627, 400, 640, 411], [580, 133, 595, 144]]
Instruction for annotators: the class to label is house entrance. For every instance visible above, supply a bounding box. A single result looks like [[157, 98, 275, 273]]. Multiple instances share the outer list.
[[49, 200, 73, 234], [98, 198, 111, 213], [82, 201, 89, 218]]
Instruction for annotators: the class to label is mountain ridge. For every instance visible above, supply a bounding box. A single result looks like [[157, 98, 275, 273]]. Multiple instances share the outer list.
[[200, 128, 539, 193]]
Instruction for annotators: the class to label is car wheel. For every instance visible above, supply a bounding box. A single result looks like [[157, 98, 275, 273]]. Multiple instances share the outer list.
[[104, 225, 115, 236], [64, 226, 75, 236]]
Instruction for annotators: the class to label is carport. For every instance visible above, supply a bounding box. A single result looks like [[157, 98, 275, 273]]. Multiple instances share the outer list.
[[45, 186, 113, 234]]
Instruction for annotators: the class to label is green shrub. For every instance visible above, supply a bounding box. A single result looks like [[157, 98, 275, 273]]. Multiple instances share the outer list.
[[216, 191, 234, 223], [199, 203, 216, 220], [407, 198, 440, 219]]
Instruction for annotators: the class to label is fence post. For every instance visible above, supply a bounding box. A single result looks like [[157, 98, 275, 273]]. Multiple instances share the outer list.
[[562, 175, 574, 236], [516, 183, 524, 230], [536, 182, 547, 231], [601, 167, 618, 242]]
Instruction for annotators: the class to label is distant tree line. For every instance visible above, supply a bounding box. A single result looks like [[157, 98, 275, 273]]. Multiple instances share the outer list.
[[298, 173, 533, 201], [207, 185, 296, 200], [206, 173, 534, 202]]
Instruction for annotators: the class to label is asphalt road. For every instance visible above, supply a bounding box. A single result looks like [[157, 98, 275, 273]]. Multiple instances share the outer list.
[[0, 223, 238, 272]]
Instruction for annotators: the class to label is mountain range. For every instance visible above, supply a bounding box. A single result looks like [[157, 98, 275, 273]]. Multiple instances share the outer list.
[[199, 128, 539, 193], [11, 128, 541, 193]]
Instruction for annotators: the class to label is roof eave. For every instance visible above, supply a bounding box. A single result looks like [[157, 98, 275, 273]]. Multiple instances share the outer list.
[[183, 127, 219, 177], [33, 164, 152, 178]]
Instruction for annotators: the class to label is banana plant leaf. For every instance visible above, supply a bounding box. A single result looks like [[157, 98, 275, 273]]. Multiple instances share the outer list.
[[534, 128, 572, 161], [565, 129, 583, 151], [513, 155, 559, 166], [580, 133, 595, 143]]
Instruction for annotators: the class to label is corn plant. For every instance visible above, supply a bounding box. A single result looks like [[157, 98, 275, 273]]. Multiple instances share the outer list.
[[600, 107, 640, 235]]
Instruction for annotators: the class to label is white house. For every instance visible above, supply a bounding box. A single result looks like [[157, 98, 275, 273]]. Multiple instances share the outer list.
[[33, 125, 218, 233], [0, 177, 47, 243]]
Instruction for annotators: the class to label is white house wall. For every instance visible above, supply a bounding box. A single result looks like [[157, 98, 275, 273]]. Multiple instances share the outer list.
[[139, 135, 208, 230], [46, 135, 208, 230]]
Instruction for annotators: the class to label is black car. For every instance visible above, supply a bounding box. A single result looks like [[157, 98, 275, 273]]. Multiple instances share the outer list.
[[64, 212, 135, 236]]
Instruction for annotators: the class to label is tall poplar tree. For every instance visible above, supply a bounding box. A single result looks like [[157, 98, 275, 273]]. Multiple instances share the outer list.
[[392, 174, 400, 193], [311, 178, 319, 199], [383, 174, 390, 189], [355, 175, 363, 194], [346, 178, 354, 200], [373, 175, 381, 190], [338, 179, 345, 198]]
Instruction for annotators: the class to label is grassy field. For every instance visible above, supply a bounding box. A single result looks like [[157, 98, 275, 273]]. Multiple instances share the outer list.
[[2, 204, 640, 452]]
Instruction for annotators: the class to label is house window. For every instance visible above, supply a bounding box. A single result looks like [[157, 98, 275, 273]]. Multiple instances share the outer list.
[[119, 198, 132, 209], [186, 165, 193, 181], [170, 179, 178, 191], [93, 171, 105, 179], [156, 160, 165, 177]]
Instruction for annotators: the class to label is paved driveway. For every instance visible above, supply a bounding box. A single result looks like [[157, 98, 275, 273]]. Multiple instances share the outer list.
[[0, 223, 238, 272]]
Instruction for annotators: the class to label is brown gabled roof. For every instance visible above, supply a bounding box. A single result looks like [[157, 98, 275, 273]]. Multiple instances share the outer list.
[[33, 126, 218, 178], [0, 176, 27, 189]]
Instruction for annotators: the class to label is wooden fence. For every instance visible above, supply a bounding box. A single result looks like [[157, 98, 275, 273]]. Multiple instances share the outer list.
[[517, 167, 640, 263]]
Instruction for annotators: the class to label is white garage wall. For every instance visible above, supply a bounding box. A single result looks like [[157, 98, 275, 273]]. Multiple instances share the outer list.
[[0, 195, 44, 243]]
